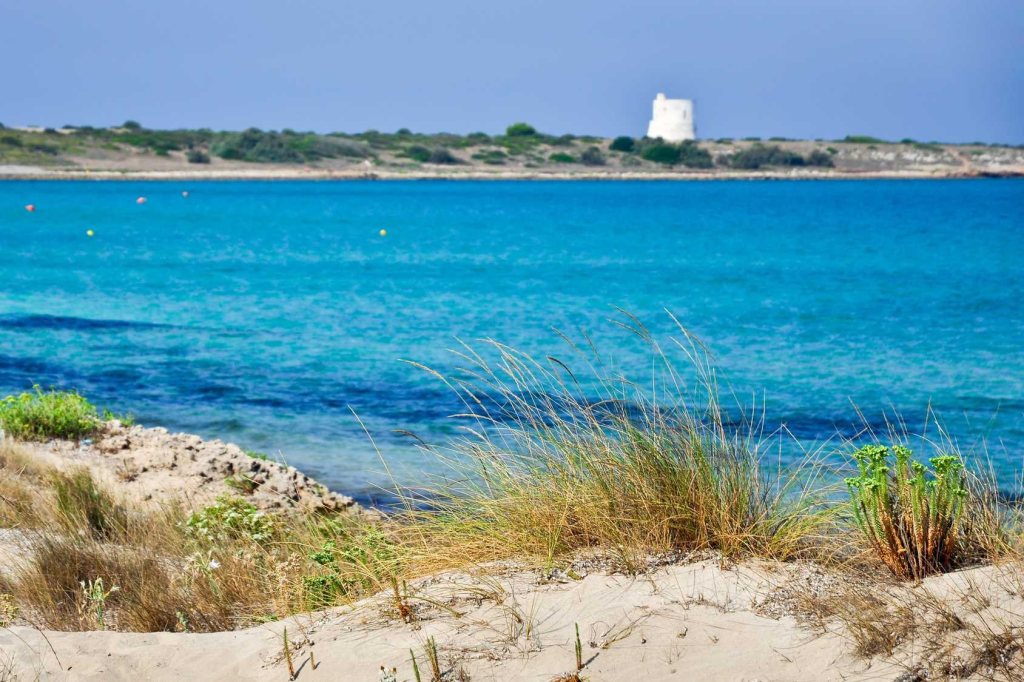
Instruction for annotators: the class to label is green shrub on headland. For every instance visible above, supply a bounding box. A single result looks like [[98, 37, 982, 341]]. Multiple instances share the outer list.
[[0, 387, 102, 441], [720, 144, 834, 170], [640, 140, 712, 168], [609, 136, 635, 152], [505, 122, 537, 137], [427, 148, 462, 164], [579, 146, 606, 166], [641, 143, 681, 165], [843, 134, 888, 144], [402, 145, 432, 163], [187, 149, 210, 164]]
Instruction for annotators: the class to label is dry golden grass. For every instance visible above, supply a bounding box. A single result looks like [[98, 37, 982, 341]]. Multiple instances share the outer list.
[[784, 558, 1024, 680], [390, 322, 839, 574]]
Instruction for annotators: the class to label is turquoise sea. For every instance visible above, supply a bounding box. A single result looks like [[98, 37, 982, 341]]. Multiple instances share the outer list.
[[1, 179, 1022, 502]]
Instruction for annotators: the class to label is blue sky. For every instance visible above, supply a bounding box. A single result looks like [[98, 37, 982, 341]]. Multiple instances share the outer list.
[[2, 0, 1021, 142]]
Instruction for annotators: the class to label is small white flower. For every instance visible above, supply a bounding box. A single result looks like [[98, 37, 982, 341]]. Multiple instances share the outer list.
[[208, 559, 221, 570]]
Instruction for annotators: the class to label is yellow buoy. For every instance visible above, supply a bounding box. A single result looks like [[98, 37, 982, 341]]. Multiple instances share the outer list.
[[86, 229, 94, 237], [379, 229, 387, 237]]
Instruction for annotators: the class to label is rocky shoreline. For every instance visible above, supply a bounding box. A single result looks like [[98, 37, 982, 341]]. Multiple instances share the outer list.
[[15, 421, 360, 515]]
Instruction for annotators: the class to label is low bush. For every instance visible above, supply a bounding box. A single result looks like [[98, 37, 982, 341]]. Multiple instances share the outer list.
[[186, 149, 210, 164], [548, 152, 576, 164], [402, 145, 432, 162], [427, 148, 462, 164], [609, 136, 635, 152], [212, 128, 303, 163], [186, 496, 275, 545], [505, 122, 537, 137], [301, 527, 402, 608], [472, 149, 507, 165], [0, 387, 102, 441], [641, 143, 681, 165], [677, 140, 713, 168], [843, 135, 888, 144], [579, 146, 606, 166], [805, 149, 834, 167], [722, 144, 806, 170], [638, 141, 711, 168]]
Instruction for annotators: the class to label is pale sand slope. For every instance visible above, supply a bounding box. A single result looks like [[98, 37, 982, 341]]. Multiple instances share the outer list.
[[0, 560, 879, 681], [3, 559, 1022, 681]]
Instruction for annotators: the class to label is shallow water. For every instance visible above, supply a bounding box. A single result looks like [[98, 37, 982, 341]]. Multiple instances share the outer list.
[[1, 179, 1022, 502]]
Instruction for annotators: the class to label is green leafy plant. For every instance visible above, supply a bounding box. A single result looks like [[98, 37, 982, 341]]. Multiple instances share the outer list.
[[185, 495, 274, 544], [0, 386, 102, 441], [79, 577, 119, 629], [301, 527, 403, 608], [846, 444, 968, 579], [548, 152, 576, 164]]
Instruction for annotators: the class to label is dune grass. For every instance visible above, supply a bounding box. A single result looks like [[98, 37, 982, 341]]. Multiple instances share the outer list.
[[390, 325, 836, 572]]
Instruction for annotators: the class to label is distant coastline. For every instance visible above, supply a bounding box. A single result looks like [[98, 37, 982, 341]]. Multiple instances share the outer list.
[[2, 124, 1022, 181], [2, 167, 1022, 181]]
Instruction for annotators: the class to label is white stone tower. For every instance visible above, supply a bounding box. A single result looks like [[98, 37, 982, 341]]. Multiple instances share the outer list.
[[647, 93, 695, 141]]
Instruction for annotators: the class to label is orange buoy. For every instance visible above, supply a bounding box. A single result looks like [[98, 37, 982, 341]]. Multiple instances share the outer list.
[[136, 196, 147, 205], [25, 204, 35, 212]]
